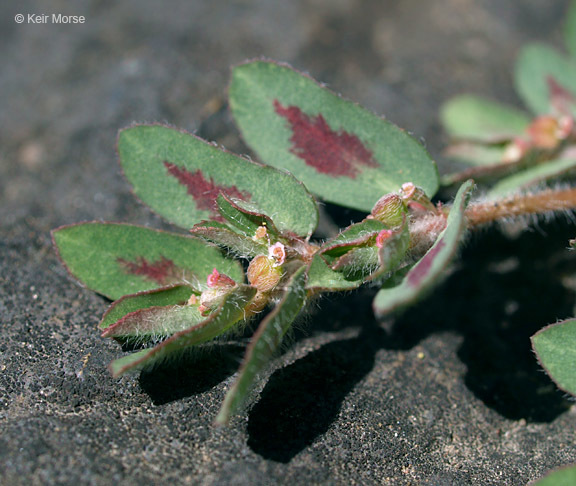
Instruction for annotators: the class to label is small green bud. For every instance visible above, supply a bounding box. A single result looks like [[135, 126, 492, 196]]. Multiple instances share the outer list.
[[371, 193, 406, 227]]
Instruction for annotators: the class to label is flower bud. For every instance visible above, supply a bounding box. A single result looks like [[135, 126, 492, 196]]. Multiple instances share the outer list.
[[206, 268, 235, 289], [197, 268, 237, 316], [247, 255, 283, 292], [528, 116, 564, 149], [371, 193, 406, 227], [399, 182, 436, 213], [253, 224, 268, 241]]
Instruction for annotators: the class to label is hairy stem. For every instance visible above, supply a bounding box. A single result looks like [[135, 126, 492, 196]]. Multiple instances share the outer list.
[[465, 187, 576, 227], [408, 186, 576, 259]]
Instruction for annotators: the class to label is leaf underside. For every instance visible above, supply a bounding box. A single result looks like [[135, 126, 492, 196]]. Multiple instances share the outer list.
[[320, 219, 388, 257], [99, 285, 195, 330], [103, 305, 206, 344], [229, 60, 439, 211], [109, 284, 257, 376]]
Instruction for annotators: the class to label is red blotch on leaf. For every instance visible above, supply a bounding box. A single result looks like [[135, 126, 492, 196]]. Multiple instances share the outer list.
[[274, 100, 378, 178], [164, 162, 251, 219], [406, 239, 446, 288], [117, 256, 179, 285]]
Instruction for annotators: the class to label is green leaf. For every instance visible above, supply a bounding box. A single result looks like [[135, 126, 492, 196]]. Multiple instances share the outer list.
[[514, 43, 576, 115], [373, 180, 474, 316], [109, 284, 257, 376], [489, 158, 576, 197], [444, 142, 507, 167], [52, 223, 243, 300], [102, 302, 205, 342], [99, 285, 195, 330], [530, 464, 576, 486], [531, 318, 576, 396], [330, 246, 380, 279], [331, 217, 410, 282], [306, 253, 364, 291], [320, 219, 388, 258], [215, 266, 308, 425], [216, 194, 280, 239], [440, 95, 530, 142], [565, 0, 576, 59], [229, 60, 439, 211], [191, 221, 266, 258], [118, 125, 318, 237]]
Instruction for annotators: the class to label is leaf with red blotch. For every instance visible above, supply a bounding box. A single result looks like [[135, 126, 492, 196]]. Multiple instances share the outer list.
[[118, 125, 318, 237], [373, 180, 474, 316], [52, 223, 244, 300], [163, 162, 250, 222], [273, 100, 379, 178], [229, 60, 439, 211]]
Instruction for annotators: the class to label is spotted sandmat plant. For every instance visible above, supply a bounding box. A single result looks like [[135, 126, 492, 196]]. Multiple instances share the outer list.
[[53, 59, 576, 425]]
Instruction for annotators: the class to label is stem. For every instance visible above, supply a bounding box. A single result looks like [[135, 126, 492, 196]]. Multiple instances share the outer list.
[[465, 187, 576, 227]]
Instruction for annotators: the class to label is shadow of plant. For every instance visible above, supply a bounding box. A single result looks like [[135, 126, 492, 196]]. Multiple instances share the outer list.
[[246, 326, 386, 463], [387, 220, 576, 422], [139, 344, 245, 405], [135, 216, 574, 460], [245, 219, 575, 461]]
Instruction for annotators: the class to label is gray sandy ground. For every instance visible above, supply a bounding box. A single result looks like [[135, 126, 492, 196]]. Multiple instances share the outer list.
[[1, 1, 575, 484]]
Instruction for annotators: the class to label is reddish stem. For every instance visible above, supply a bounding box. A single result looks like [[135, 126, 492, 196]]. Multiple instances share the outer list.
[[465, 187, 576, 227]]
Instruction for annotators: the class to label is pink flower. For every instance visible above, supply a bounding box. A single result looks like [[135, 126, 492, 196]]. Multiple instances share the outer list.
[[268, 242, 286, 266]]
